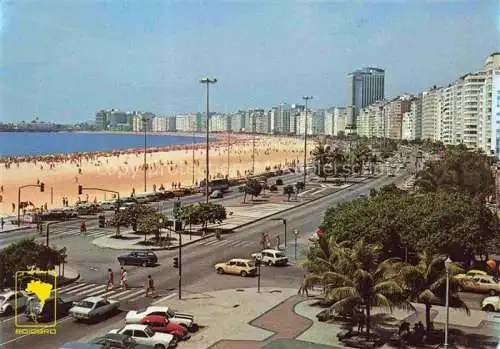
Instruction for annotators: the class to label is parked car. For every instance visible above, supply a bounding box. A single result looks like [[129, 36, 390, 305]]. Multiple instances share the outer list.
[[215, 258, 257, 277], [251, 249, 288, 266], [481, 296, 500, 312], [457, 275, 500, 295], [455, 269, 489, 280], [90, 333, 153, 349], [0, 291, 28, 316], [108, 324, 177, 349], [209, 190, 223, 199], [25, 295, 73, 322], [140, 315, 190, 340], [125, 306, 196, 332], [118, 251, 158, 267], [100, 200, 117, 211], [69, 296, 120, 322]]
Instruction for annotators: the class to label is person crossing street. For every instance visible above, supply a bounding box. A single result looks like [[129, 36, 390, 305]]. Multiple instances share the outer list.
[[145, 275, 155, 297], [120, 267, 128, 290], [106, 268, 114, 290]]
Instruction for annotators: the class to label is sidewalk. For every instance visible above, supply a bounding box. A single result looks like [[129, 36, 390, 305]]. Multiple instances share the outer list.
[[0, 218, 35, 233]]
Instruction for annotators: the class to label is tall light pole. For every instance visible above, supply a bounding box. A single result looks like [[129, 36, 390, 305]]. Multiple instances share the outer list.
[[444, 256, 452, 348], [192, 119, 196, 186], [227, 130, 231, 178], [302, 96, 313, 185], [200, 77, 217, 203], [252, 116, 256, 176], [142, 115, 148, 192]]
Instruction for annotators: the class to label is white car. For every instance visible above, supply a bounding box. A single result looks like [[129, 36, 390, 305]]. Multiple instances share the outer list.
[[100, 200, 117, 211], [251, 249, 288, 266], [0, 291, 28, 316], [481, 296, 500, 312], [109, 324, 177, 349], [125, 306, 196, 331], [69, 296, 120, 321]]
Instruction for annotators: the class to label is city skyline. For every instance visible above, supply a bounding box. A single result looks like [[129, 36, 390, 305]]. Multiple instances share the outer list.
[[0, 0, 497, 123]]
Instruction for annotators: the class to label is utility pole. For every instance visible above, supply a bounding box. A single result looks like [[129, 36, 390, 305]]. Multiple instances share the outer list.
[[200, 77, 217, 203], [143, 115, 148, 192], [302, 96, 313, 185]]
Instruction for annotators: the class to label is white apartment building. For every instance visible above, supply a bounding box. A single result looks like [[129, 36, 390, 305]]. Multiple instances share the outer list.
[[421, 87, 443, 141], [296, 110, 313, 135], [457, 72, 486, 149], [152, 116, 167, 132], [175, 114, 198, 132], [402, 98, 422, 140], [356, 102, 385, 138], [484, 53, 500, 156], [132, 115, 153, 132], [230, 111, 246, 132], [334, 107, 348, 136], [209, 114, 228, 132], [324, 110, 334, 136]]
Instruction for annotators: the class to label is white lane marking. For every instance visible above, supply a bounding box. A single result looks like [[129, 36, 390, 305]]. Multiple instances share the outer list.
[[230, 241, 250, 247], [99, 289, 134, 299], [58, 282, 88, 293], [75, 285, 107, 296], [119, 289, 144, 301], [152, 293, 177, 305], [64, 283, 98, 294], [202, 239, 220, 246]]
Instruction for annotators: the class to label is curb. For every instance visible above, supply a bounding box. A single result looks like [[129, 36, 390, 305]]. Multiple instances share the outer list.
[[56, 272, 80, 287], [0, 226, 33, 234]]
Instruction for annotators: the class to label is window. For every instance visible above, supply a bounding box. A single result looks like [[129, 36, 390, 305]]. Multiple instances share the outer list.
[[151, 311, 167, 317], [122, 330, 133, 336], [228, 261, 236, 265], [133, 330, 148, 338]]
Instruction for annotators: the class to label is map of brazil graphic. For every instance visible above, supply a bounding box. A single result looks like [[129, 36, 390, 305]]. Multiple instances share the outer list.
[[15, 269, 58, 335]]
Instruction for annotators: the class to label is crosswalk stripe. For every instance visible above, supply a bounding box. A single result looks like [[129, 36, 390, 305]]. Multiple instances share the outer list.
[[224, 240, 244, 247], [76, 285, 107, 296], [65, 283, 100, 294], [58, 283, 88, 293], [231, 241, 250, 247], [203, 239, 221, 246], [98, 288, 134, 299], [119, 289, 144, 301]]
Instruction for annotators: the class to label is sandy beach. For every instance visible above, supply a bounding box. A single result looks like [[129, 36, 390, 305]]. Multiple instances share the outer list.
[[0, 134, 311, 218]]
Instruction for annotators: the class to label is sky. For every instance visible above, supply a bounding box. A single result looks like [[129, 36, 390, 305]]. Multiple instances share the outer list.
[[0, 0, 499, 123]]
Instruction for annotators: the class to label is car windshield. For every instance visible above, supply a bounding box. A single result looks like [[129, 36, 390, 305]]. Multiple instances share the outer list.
[[144, 326, 154, 337], [246, 261, 255, 267], [136, 308, 147, 314], [167, 309, 176, 318], [76, 301, 94, 308]]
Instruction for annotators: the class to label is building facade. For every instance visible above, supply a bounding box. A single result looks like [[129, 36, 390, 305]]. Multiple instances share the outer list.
[[347, 67, 385, 127]]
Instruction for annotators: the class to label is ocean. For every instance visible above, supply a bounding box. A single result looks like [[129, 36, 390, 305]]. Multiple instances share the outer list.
[[0, 132, 206, 157]]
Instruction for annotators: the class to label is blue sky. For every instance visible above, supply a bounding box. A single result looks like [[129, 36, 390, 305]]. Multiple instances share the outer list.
[[0, 0, 498, 123]]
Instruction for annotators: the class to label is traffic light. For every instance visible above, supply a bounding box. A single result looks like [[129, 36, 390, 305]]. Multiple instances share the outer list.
[[78, 185, 83, 195], [40, 183, 45, 192], [98, 215, 105, 228], [173, 257, 179, 268], [255, 258, 262, 267]]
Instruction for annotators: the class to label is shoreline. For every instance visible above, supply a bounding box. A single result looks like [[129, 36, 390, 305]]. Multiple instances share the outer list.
[[0, 135, 313, 218]]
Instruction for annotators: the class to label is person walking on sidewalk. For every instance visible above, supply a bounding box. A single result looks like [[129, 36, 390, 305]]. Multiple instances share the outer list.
[[80, 220, 87, 234], [106, 268, 114, 290], [145, 275, 155, 297], [1, 217, 4, 231], [120, 267, 128, 290]]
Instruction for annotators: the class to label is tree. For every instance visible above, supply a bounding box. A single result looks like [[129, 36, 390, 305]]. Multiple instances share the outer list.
[[399, 252, 469, 331], [312, 143, 333, 180], [295, 182, 305, 198], [283, 185, 294, 201], [137, 212, 167, 244], [302, 239, 407, 339], [320, 191, 499, 266], [239, 179, 263, 203], [188, 202, 227, 233], [415, 148, 495, 200], [111, 204, 156, 234]]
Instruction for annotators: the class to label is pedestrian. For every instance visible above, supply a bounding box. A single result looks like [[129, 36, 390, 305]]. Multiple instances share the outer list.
[[12, 203, 15, 213], [120, 268, 128, 290], [80, 220, 86, 234], [106, 268, 114, 290], [0, 217, 4, 231], [145, 275, 155, 297]]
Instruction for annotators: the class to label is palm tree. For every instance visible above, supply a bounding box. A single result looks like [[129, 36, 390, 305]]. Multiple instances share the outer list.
[[312, 142, 332, 180], [302, 239, 407, 339], [399, 251, 469, 331]]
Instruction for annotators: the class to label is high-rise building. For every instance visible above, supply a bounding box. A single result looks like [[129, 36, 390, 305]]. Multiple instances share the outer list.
[[421, 86, 443, 142], [152, 116, 167, 132], [175, 114, 198, 132], [230, 111, 246, 132], [485, 53, 500, 156], [333, 107, 348, 136], [347, 67, 385, 127], [402, 97, 422, 140]]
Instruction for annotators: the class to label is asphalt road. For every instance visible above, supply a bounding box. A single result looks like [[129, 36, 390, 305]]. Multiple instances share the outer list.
[[0, 172, 407, 349]]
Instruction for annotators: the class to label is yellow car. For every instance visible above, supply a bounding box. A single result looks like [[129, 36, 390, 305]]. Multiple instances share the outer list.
[[457, 275, 500, 296], [454, 269, 488, 280], [215, 258, 257, 277]]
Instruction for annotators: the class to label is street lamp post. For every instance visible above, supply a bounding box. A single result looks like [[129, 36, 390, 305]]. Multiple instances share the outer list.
[[142, 116, 148, 193], [252, 117, 256, 176], [192, 120, 196, 186], [200, 77, 217, 203], [302, 96, 313, 185], [17, 183, 45, 226], [227, 130, 231, 178], [293, 229, 299, 260], [444, 257, 452, 348], [46, 221, 59, 247]]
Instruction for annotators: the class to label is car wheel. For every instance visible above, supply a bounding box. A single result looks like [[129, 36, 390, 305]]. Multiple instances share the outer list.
[[154, 345, 166, 349], [217, 268, 224, 274], [488, 289, 497, 296], [4, 306, 12, 316], [241, 271, 247, 277], [483, 304, 495, 312], [142, 261, 148, 267]]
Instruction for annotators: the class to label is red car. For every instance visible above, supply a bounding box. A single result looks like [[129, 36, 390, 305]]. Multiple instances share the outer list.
[[140, 315, 190, 340]]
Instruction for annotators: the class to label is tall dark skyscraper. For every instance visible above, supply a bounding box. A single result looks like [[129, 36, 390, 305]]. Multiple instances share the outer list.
[[347, 67, 385, 128]]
